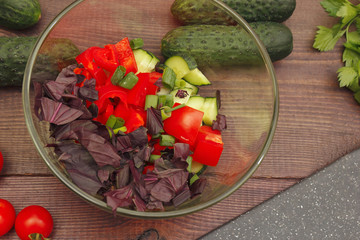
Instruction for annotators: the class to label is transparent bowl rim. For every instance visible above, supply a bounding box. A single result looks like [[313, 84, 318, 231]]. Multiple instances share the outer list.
[[22, 0, 279, 219]]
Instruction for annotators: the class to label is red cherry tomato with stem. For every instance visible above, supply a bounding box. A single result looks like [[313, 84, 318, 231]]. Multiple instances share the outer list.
[[15, 205, 53, 240], [0, 199, 16, 237]]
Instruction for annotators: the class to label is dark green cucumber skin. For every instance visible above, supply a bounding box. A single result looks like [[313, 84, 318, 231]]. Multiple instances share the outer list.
[[171, 0, 296, 25], [161, 22, 293, 66], [0, 0, 41, 30], [0, 37, 79, 87]]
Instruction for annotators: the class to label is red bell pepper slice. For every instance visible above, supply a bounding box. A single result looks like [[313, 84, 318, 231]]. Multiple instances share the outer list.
[[192, 126, 224, 167], [93, 47, 118, 73], [112, 38, 138, 74], [127, 72, 160, 108], [125, 110, 145, 133], [163, 103, 204, 145], [96, 102, 115, 125], [93, 85, 128, 124], [142, 165, 154, 174], [76, 46, 107, 86]]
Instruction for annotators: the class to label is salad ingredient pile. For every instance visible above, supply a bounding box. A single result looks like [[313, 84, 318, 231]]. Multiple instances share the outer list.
[[35, 37, 227, 211]]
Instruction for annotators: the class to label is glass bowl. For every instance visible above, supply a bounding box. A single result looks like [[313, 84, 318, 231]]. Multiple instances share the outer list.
[[22, 0, 278, 219]]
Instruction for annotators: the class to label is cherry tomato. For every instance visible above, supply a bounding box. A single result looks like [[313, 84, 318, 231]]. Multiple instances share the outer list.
[[0, 199, 16, 237], [15, 205, 53, 240], [0, 151, 3, 173]]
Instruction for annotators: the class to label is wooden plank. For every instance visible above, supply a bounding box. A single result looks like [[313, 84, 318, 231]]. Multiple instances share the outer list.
[[0, 176, 298, 240]]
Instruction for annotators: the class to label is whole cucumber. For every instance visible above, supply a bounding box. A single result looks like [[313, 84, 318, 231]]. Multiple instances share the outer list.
[[0, 0, 41, 30], [161, 22, 293, 66], [171, 0, 296, 25], [0, 37, 80, 87]]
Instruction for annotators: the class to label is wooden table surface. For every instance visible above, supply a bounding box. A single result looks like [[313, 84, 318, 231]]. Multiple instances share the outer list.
[[1, 0, 359, 239]]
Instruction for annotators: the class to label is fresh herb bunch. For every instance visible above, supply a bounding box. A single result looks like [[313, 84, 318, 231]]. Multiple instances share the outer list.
[[314, 0, 360, 94]]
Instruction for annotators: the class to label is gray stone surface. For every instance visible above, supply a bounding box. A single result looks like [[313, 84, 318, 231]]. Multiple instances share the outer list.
[[201, 149, 360, 240]]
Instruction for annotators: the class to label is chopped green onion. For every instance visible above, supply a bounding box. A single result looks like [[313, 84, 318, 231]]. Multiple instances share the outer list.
[[186, 156, 193, 172], [106, 115, 125, 129], [111, 65, 126, 85], [162, 67, 176, 90], [159, 134, 176, 146], [130, 38, 144, 49], [118, 72, 139, 89], [158, 94, 174, 108], [160, 104, 186, 120], [161, 107, 171, 120], [165, 103, 186, 113], [144, 95, 159, 110], [149, 154, 161, 163], [189, 174, 199, 185], [113, 126, 127, 134]]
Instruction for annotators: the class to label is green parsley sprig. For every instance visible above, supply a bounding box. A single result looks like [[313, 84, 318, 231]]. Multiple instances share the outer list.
[[314, 0, 360, 93]]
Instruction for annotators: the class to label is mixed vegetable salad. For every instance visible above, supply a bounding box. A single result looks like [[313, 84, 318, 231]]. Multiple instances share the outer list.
[[34, 37, 227, 212]]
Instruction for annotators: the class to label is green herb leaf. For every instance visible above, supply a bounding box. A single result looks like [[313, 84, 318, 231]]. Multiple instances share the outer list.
[[347, 31, 360, 44], [343, 47, 360, 66], [337, 66, 358, 87], [336, 2, 358, 25], [320, 0, 347, 17], [313, 24, 346, 51]]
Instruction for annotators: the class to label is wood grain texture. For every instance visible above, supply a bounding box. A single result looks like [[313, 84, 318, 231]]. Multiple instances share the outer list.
[[0, 0, 359, 239], [0, 176, 298, 239]]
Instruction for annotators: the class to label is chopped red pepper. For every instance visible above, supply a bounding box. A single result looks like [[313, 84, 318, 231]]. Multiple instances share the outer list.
[[142, 165, 154, 174], [163, 103, 204, 145], [127, 72, 160, 108], [113, 38, 138, 74], [125, 110, 145, 133], [93, 48, 118, 73], [192, 126, 224, 167], [75, 46, 107, 86]]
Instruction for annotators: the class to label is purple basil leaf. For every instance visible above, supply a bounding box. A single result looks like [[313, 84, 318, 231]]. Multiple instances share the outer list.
[[175, 89, 189, 98], [76, 131, 122, 168], [51, 120, 99, 140], [153, 77, 163, 88], [41, 98, 83, 125], [144, 172, 159, 193], [55, 65, 78, 93], [173, 143, 190, 161], [116, 164, 130, 189], [133, 146, 152, 169], [78, 87, 98, 102], [83, 78, 96, 89], [212, 114, 227, 131], [115, 135, 133, 152], [67, 168, 103, 196], [98, 169, 110, 183], [150, 177, 176, 202], [172, 185, 191, 207], [153, 158, 182, 178], [129, 160, 148, 201], [146, 107, 163, 136], [133, 193, 147, 212], [146, 199, 164, 210], [43, 81, 67, 101], [88, 103, 99, 119], [165, 170, 189, 194], [190, 178, 207, 197], [128, 126, 148, 148], [104, 185, 134, 212]]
